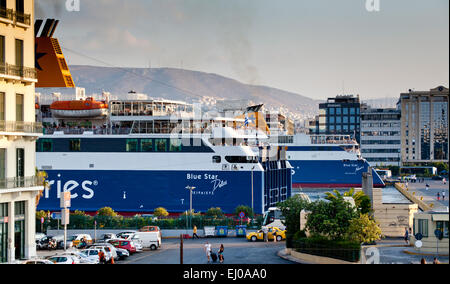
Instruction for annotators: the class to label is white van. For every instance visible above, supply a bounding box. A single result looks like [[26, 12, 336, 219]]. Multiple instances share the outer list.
[[133, 232, 161, 250]]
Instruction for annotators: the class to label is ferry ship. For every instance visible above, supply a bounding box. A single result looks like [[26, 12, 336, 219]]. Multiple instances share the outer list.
[[35, 97, 292, 214], [277, 134, 385, 188]]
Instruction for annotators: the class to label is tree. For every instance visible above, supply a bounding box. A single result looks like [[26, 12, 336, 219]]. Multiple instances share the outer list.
[[72, 210, 87, 216], [205, 207, 224, 219], [277, 195, 310, 239], [347, 214, 382, 244], [234, 205, 254, 218], [153, 207, 169, 218], [97, 207, 118, 217], [306, 198, 358, 240], [36, 210, 49, 219], [326, 189, 372, 215]]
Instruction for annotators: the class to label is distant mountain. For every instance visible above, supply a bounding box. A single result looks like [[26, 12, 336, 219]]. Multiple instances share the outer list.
[[38, 65, 320, 118]]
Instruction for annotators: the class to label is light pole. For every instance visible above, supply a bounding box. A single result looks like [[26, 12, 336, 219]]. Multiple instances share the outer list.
[[185, 186, 196, 228]]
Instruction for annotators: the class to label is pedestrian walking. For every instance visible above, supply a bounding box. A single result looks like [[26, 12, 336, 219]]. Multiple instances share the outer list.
[[437, 192, 440, 201], [193, 225, 199, 239], [218, 244, 224, 263], [204, 241, 212, 263], [433, 257, 440, 264], [442, 191, 446, 201], [420, 257, 427, 264], [443, 178, 446, 185], [425, 184, 429, 191], [404, 227, 410, 245]]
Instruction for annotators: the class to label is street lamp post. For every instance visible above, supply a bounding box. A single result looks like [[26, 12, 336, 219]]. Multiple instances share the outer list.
[[185, 186, 196, 228]]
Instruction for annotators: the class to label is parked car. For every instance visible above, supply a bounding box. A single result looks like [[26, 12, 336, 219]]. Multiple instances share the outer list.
[[246, 227, 286, 242], [98, 233, 117, 243], [108, 239, 137, 254], [80, 248, 110, 262], [139, 226, 162, 239], [36, 236, 58, 250], [35, 233, 46, 242], [120, 234, 143, 251], [134, 231, 161, 250], [89, 243, 118, 261], [115, 247, 130, 260], [68, 250, 99, 264], [22, 259, 54, 264], [46, 255, 80, 264], [116, 230, 137, 239], [432, 175, 444, 181]]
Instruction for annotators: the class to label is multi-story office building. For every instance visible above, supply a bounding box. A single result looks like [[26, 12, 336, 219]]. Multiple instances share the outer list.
[[1, 0, 43, 263], [399, 86, 449, 165], [311, 95, 361, 142], [360, 107, 401, 167]]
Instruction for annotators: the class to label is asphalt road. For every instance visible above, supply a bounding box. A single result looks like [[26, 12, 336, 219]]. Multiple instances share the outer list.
[[120, 238, 294, 264], [405, 179, 449, 210]]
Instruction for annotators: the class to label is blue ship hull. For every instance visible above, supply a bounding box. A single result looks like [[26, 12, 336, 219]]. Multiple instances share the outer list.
[[289, 159, 385, 188], [37, 167, 291, 214]]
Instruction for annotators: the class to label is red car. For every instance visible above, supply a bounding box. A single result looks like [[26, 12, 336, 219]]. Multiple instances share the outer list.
[[108, 239, 137, 254]]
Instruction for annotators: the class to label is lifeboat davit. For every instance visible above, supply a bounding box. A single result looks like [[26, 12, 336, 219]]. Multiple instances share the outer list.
[[50, 98, 108, 118]]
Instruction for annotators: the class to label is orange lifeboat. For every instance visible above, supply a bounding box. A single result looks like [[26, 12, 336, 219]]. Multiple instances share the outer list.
[[50, 98, 108, 118]]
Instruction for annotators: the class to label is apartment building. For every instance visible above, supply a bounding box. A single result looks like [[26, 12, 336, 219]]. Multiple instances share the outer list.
[[311, 95, 361, 142], [398, 86, 449, 165], [360, 107, 401, 167], [1, 0, 43, 263]]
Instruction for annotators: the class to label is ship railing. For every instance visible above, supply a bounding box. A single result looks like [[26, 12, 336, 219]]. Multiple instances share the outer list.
[[309, 134, 358, 145], [0, 121, 43, 134], [0, 176, 44, 190], [43, 127, 132, 135]]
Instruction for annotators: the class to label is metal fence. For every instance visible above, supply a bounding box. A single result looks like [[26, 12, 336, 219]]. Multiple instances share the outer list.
[[0, 121, 43, 134], [0, 63, 37, 79]]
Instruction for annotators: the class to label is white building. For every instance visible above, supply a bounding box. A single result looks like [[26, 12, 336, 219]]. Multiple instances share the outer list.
[[1, 0, 43, 263], [360, 107, 401, 167]]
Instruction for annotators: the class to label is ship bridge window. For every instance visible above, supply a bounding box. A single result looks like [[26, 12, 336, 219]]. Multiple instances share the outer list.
[[225, 156, 258, 164], [212, 156, 221, 164], [41, 139, 53, 152], [169, 139, 182, 152], [141, 139, 153, 152], [69, 139, 81, 151], [155, 139, 167, 152], [126, 139, 139, 152]]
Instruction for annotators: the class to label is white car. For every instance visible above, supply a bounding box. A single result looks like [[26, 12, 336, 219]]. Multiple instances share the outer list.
[[116, 231, 137, 239], [46, 255, 80, 264], [81, 248, 110, 262], [66, 250, 99, 264], [22, 259, 54, 264], [115, 247, 130, 260], [89, 243, 118, 260]]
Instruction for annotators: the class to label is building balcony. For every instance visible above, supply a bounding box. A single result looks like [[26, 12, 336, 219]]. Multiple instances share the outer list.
[[0, 121, 43, 138], [0, 8, 31, 27], [0, 176, 44, 191], [0, 7, 14, 23], [0, 62, 37, 84]]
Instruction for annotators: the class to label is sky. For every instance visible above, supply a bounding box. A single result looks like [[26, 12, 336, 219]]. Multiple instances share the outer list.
[[35, 0, 449, 100]]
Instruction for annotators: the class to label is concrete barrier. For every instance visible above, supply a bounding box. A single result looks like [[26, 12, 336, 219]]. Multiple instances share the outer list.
[[46, 228, 257, 240]]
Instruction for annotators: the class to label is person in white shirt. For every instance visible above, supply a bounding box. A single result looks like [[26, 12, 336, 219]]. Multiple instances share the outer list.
[[204, 241, 212, 263]]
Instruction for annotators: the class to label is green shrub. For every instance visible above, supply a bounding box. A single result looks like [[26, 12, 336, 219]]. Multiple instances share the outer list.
[[293, 236, 361, 262]]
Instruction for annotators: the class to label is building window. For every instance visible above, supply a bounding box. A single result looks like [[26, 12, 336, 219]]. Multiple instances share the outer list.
[[436, 221, 449, 238], [126, 139, 138, 152], [15, 39, 23, 67], [0, 35, 4, 64], [0, 92, 4, 121], [212, 156, 221, 163], [69, 139, 81, 152], [417, 219, 428, 237], [0, 148, 5, 182], [0, 202, 8, 263], [16, 94, 24, 122], [140, 139, 153, 152]]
